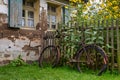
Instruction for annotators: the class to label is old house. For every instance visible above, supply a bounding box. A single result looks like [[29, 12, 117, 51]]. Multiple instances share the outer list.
[[0, 0, 104, 65], [0, 0, 69, 65]]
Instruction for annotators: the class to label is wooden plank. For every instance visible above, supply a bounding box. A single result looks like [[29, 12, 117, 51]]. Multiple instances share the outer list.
[[106, 20, 109, 53], [97, 20, 100, 46], [116, 19, 120, 73], [111, 19, 114, 71], [101, 20, 104, 42], [81, 21, 84, 41], [106, 20, 110, 70], [95, 20, 100, 69]]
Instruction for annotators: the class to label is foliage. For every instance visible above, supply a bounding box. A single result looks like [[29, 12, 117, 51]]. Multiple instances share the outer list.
[[57, 0, 120, 66], [58, 0, 108, 61], [69, 0, 120, 20], [87, 0, 120, 20], [84, 26, 104, 45], [69, 0, 88, 3], [103, 0, 120, 19], [9, 55, 27, 67]]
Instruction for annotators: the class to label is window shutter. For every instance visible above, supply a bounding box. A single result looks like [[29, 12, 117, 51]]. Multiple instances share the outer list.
[[8, 0, 23, 28]]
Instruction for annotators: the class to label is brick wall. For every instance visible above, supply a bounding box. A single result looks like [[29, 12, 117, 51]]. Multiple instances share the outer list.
[[0, 24, 43, 65]]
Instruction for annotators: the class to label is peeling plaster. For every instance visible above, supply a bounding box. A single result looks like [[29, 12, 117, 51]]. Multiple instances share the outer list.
[[14, 36, 30, 49], [30, 39, 41, 47], [0, 5, 8, 15], [0, 35, 41, 65]]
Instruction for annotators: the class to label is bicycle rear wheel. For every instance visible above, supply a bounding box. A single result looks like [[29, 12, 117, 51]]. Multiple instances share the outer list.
[[39, 45, 60, 68], [76, 44, 107, 76]]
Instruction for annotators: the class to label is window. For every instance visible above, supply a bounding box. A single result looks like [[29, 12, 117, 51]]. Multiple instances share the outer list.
[[47, 4, 57, 29], [22, 0, 34, 28], [9, 0, 39, 28]]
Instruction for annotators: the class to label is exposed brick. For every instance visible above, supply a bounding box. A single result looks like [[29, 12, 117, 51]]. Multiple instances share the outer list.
[[22, 45, 38, 51], [2, 60, 10, 64], [2, 30, 19, 38], [4, 54, 10, 58], [19, 29, 42, 39]]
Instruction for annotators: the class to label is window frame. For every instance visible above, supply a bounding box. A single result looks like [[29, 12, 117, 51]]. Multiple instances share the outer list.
[[22, 0, 35, 28], [47, 3, 57, 29], [47, 3, 62, 30]]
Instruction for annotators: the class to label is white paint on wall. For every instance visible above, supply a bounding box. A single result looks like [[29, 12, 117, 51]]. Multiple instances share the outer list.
[[0, 5, 8, 15], [30, 39, 41, 47], [0, 38, 24, 52], [26, 51, 38, 61], [0, 36, 41, 63], [0, 38, 12, 52], [14, 36, 30, 48]]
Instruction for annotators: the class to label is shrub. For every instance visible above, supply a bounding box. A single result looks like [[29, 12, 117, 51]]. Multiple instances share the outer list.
[[9, 55, 27, 67]]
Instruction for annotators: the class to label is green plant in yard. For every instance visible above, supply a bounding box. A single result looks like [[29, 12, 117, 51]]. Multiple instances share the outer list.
[[57, 0, 115, 65], [85, 26, 104, 46], [57, 26, 82, 64], [9, 55, 27, 67]]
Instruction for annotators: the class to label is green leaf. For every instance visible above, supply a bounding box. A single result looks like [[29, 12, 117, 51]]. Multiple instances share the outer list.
[[86, 41, 94, 45], [98, 36, 104, 40], [96, 40, 104, 44], [93, 31, 97, 35], [85, 38, 91, 41], [68, 29, 73, 32], [106, 44, 113, 48], [92, 37, 97, 41]]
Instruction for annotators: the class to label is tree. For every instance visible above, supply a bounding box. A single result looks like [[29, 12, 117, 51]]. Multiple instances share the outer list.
[[69, 0, 120, 20], [105, 0, 120, 19]]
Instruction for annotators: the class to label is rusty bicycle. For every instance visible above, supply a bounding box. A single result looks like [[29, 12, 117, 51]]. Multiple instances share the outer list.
[[38, 29, 108, 76]]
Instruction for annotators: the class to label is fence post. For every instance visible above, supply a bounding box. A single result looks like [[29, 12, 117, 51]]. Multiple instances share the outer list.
[[106, 20, 110, 70], [116, 19, 120, 73], [111, 19, 114, 72]]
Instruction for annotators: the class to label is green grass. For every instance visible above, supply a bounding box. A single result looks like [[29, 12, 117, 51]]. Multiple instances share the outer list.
[[0, 65, 120, 80]]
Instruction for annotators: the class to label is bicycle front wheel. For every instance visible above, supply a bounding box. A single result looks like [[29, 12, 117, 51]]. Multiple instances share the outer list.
[[39, 45, 60, 68], [76, 44, 107, 76]]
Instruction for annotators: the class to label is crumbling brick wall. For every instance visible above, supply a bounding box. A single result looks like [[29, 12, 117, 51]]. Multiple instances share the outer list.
[[0, 0, 48, 65], [0, 24, 43, 65]]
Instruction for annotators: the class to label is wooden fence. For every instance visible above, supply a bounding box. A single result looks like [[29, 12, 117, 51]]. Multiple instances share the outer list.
[[43, 19, 120, 72]]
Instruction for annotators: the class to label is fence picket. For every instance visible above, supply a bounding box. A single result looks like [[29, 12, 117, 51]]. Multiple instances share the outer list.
[[111, 19, 114, 71], [116, 19, 120, 73]]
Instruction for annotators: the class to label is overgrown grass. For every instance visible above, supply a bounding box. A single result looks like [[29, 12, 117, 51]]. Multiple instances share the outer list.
[[0, 64, 120, 80]]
